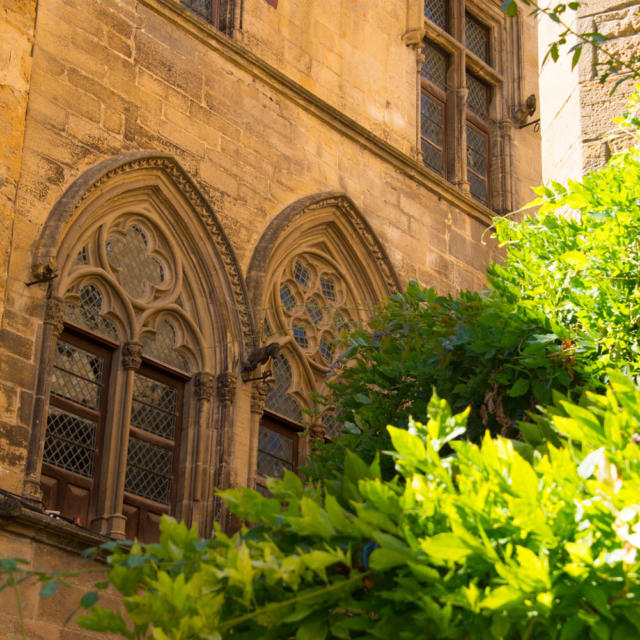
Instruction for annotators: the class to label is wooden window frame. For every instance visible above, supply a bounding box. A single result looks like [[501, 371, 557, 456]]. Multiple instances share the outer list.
[[123, 362, 186, 541], [42, 324, 190, 542], [256, 410, 303, 492], [420, 74, 447, 178], [41, 328, 115, 528], [421, 1, 501, 209]]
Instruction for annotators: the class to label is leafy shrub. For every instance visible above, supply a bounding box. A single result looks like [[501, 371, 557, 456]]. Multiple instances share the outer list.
[[313, 144, 640, 472], [58, 374, 640, 639]]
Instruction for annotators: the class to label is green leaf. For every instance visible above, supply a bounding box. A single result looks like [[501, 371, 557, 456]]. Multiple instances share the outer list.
[[80, 591, 99, 608], [507, 377, 530, 397], [296, 616, 328, 640], [561, 250, 589, 268], [40, 581, 58, 598]]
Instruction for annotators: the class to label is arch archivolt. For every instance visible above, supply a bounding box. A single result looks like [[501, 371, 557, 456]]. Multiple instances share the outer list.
[[247, 192, 400, 440]]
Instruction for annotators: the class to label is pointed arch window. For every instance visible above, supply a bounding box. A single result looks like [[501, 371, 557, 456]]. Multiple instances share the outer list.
[[41, 216, 204, 542]]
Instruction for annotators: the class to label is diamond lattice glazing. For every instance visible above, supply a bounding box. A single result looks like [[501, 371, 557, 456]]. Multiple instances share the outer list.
[[322, 412, 345, 440], [320, 277, 336, 301], [422, 44, 447, 91], [280, 283, 296, 312], [265, 355, 303, 422], [257, 425, 294, 478], [424, 0, 447, 30], [125, 437, 173, 504], [130, 374, 178, 440], [106, 225, 164, 299], [466, 13, 490, 63], [293, 261, 310, 287], [51, 339, 103, 410], [65, 284, 119, 340], [141, 319, 190, 372], [43, 408, 97, 477], [466, 73, 489, 118]]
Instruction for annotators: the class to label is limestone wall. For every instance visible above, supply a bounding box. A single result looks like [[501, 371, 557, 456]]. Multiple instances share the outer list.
[[538, 0, 640, 183], [0, 1, 541, 635]]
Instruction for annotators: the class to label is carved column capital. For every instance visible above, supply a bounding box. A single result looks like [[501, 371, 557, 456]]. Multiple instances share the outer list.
[[310, 421, 326, 442], [122, 341, 143, 370], [217, 372, 237, 405], [250, 380, 269, 414], [194, 372, 215, 401], [44, 296, 65, 337]]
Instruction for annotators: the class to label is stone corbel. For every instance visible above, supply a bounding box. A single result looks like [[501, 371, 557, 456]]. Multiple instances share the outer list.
[[217, 372, 237, 405], [403, 0, 426, 47]]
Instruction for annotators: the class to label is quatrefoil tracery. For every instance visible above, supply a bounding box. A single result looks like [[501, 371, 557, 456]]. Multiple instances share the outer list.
[[59, 215, 201, 373]]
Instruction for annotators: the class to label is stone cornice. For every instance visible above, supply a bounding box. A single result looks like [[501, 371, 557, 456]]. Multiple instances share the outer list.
[[0, 496, 109, 556], [139, 0, 495, 228]]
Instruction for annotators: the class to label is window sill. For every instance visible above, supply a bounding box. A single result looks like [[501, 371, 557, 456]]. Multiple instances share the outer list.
[[0, 496, 111, 556]]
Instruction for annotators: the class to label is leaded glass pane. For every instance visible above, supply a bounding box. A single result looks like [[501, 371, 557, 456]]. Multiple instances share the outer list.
[[421, 93, 443, 146], [280, 283, 296, 312], [51, 339, 103, 410], [322, 412, 345, 440], [467, 125, 488, 175], [424, 0, 447, 31], [293, 261, 310, 287], [74, 246, 89, 265], [306, 300, 323, 325], [320, 277, 336, 302], [468, 171, 488, 205], [421, 93, 444, 175], [466, 13, 490, 63], [182, 0, 211, 20], [125, 437, 173, 504], [141, 319, 190, 372], [65, 284, 119, 340], [421, 44, 447, 91], [293, 324, 308, 349], [257, 425, 294, 478], [319, 334, 335, 363], [130, 374, 178, 440], [466, 73, 489, 118], [106, 225, 164, 299], [43, 408, 97, 477], [265, 355, 303, 422]]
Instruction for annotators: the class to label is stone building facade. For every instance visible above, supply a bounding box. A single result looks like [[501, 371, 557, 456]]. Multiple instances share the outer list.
[[0, 0, 540, 635], [538, 0, 640, 183]]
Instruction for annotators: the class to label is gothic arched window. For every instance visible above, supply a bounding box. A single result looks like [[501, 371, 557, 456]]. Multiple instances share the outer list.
[[41, 216, 204, 542], [248, 195, 400, 490]]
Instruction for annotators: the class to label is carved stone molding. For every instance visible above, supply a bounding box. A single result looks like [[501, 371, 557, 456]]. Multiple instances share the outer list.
[[310, 421, 326, 442], [217, 372, 237, 404], [32, 152, 255, 350], [194, 372, 216, 401], [250, 380, 268, 414], [122, 342, 143, 370], [304, 197, 400, 295], [44, 296, 65, 337]]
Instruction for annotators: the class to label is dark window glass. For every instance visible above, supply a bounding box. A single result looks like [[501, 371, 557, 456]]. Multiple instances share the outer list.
[[424, 0, 447, 31], [422, 43, 447, 91], [420, 93, 445, 175], [466, 73, 490, 118], [181, 0, 235, 35], [466, 124, 489, 205], [465, 13, 490, 63]]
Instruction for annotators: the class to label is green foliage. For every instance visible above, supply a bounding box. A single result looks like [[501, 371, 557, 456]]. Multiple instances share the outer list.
[[501, 1, 640, 89], [34, 383, 640, 639], [313, 139, 640, 473]]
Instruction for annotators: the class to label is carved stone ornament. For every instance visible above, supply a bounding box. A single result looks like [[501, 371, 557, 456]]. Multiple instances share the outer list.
[[122, 341, 143, 370], [217, 372, 237, 404], [32, 153, 255, 349], [194, 372, 215, 401], [310, 421, 326, 442], [242, 342, 280, 374], [250, 380, 269, 414], [305, 198, 399, 294], [44, 296, 65, 337]]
